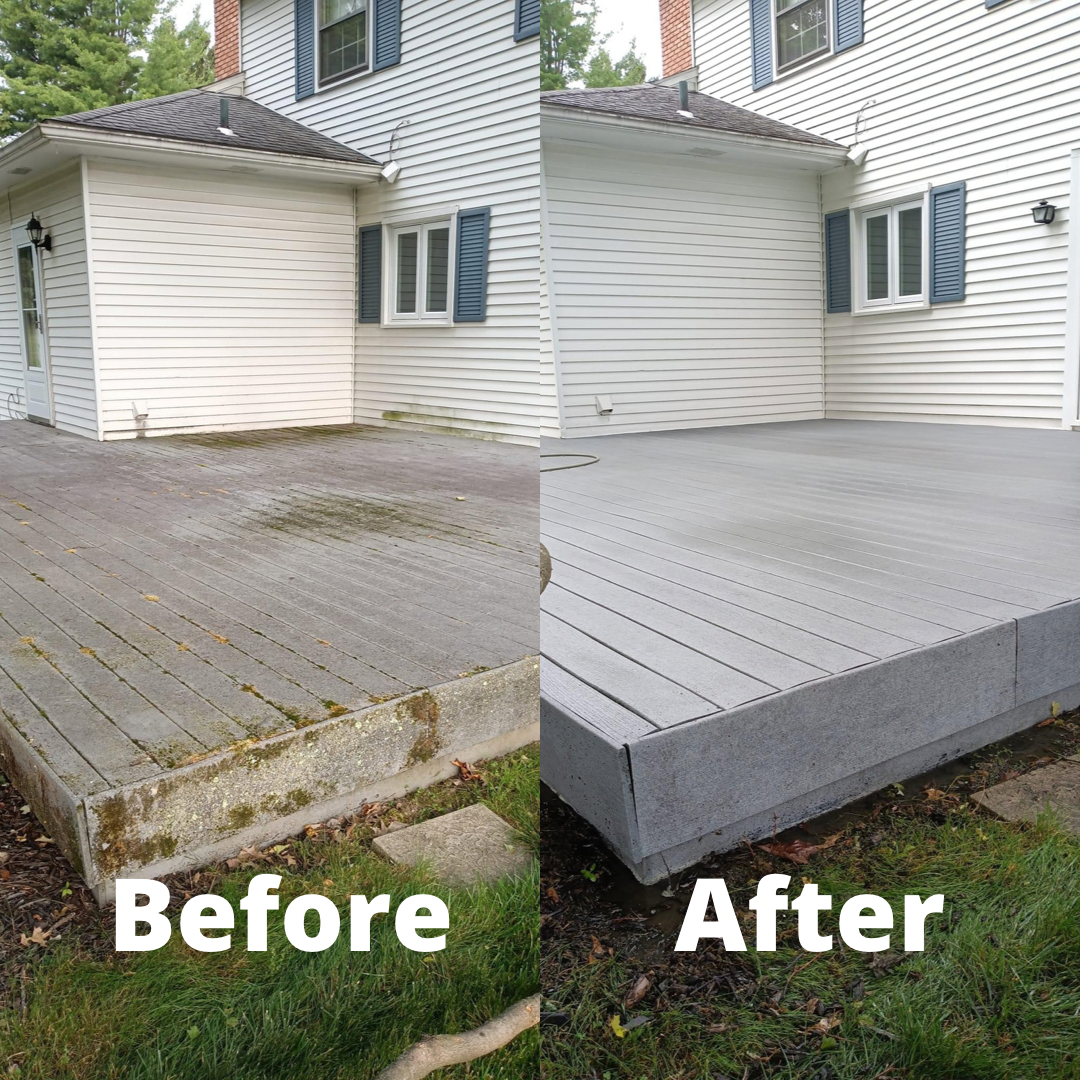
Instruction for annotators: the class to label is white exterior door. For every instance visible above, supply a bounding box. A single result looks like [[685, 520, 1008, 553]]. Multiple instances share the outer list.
[[14, 239, 51, 424]]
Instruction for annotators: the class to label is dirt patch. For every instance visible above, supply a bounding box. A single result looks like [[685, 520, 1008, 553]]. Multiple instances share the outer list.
[[405, 692, 442, 767], [252, 493, 436, 536]]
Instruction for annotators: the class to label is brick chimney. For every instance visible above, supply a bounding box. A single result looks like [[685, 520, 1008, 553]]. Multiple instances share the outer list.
[[214, 0, 242, 80], [660, 0, 694, 78]]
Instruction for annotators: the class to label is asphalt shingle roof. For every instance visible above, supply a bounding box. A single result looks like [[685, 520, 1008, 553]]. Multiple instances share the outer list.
[[541, 85, 844, 149], [51, 90, 379, 165]]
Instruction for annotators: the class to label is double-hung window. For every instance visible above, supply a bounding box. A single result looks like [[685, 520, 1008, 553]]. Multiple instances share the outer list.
[[857, 200, 926, 309], [318, 0, 368, 86], [388, 219, 453, 323], [775, 0, 830, 71]]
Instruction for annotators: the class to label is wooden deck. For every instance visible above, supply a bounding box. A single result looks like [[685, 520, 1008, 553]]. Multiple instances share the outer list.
[[541, 420, 1080, 881], [0, 422, 538, 896]]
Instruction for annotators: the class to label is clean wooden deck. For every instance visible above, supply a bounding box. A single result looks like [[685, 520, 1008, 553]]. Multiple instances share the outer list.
[[0, 422, 537, 893], [541, 420, 1080, 881]]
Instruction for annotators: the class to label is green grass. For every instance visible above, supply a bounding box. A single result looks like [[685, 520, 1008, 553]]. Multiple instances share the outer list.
[[1, 749, 539, 1080], [541, 807, 1080, 1080]]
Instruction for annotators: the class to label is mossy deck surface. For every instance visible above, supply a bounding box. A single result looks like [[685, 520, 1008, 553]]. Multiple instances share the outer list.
[[0, 422, 537, 887]]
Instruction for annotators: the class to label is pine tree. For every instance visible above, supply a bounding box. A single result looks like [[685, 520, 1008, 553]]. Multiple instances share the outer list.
[[540, 0, 647, 92], [138, 8, 214, 100], [0, 0, 213, 141]]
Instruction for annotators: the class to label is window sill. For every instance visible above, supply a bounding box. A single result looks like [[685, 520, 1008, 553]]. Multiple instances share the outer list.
[[850, 301, 930, 317], [382, 319, 454, 329], [761, 45, 850, 89], [315, 67, 372, 94]]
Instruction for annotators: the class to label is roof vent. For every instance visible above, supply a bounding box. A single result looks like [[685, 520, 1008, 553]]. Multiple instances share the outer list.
[[9, 167, 32, 176], [217, 96, 236, 137], [677, 80, 693, 119]]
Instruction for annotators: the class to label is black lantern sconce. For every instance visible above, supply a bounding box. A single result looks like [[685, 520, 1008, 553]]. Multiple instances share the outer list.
[[25, 214, 52, 252], [1032, 200, 1057, 225]]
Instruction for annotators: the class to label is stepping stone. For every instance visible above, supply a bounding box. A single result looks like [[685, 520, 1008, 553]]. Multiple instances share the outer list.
[[373, 803, 533, 886], [972, 755, 1080, 832]]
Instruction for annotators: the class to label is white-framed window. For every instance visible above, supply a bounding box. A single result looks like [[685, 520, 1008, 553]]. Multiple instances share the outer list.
[[318, 0, 369, 86], [775, 0, 830, 71], [856, 198, 927, 310], [387, 219, 454, 324]]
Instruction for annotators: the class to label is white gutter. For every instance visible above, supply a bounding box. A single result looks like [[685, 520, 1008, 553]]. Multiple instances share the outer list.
[[540, 104, 849, 168], [26, 121, 383, 182]]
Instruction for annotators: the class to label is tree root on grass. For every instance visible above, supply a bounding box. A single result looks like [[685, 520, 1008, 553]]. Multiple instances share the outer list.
[[373, 993, 541, 1080]]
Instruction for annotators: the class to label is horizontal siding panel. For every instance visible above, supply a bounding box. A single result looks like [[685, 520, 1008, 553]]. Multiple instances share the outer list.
[[544, 144, 825, 437], [88, 161, 356, 438], [242, 0, 544, 443], [695, 0, 1079, 427]]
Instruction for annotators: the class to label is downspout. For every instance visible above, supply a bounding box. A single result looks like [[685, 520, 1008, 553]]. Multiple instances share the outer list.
[[818, 171, 827, 420], [81, 157, 106, 441], [539, 141, 569, 437]]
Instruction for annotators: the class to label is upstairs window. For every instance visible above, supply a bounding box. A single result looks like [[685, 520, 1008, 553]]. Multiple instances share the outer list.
[[776, 0, 829, 71], [389, 220, 453, 323], [319, 0, 368, 85]]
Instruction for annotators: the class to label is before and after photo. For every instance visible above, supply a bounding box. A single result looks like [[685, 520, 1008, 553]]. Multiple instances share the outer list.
[[2, 0, 1080, 1077]]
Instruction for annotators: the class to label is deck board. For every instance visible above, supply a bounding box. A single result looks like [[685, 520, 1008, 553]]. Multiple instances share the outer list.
[[541, 420, 1080, 881], [0, 422, 537, 874]]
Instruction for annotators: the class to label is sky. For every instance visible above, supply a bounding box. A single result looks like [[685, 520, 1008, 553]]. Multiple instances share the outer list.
[[594, 0, 663, 80], [170, 0, 665, 78]]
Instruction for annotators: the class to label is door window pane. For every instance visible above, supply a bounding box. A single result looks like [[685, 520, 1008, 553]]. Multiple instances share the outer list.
[[777, 0, 828, 68], [17, 246, 42, 369], [396, 231, 418, 314], [898, 207, 923, 297], [425, 227, 450, 314], [866, 214, 889, 301]]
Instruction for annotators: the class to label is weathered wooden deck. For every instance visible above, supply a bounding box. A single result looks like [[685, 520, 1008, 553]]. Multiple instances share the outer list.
[[541, 420, 1080, 882], [0, 422, 537, 897]]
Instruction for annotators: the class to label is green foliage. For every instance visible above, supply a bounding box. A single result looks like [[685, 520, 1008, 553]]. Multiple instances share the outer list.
[[583, 45, 646, 89], [542, 809, 1080, 1079], [137, 7, 214, 100], [0, 749, 540, 1079], [541, 0, 647, 91], [0, 0, 213, 140]]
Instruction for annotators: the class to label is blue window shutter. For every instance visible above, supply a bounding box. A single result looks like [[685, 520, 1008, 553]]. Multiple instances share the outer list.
[[929, 182, 967, 304], [515, 0, 541, 40], [834, 0, 863, 52], [454, 208, 491, 323], [750, 0, 773, 90], [295, 0, 315, 100], [825, 210, 852, 314], [358, 225, 382, 324], [373, 0, 402, 71]]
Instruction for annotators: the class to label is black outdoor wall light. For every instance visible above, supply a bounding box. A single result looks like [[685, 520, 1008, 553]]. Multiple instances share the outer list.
[[1032, 200, 1057, 225], [25, 214, 52, 251]]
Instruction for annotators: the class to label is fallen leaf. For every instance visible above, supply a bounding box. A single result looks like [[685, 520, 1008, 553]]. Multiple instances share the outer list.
[[143, 595, 160, 603], [759, 833, 842, 865], [622, 1017, 652, 1032], [208, 634, 229, 645], [609, 1015, 627, 1039], [624, 974, 651, 1009], [20, 926, 51, 947], [546, 886, 560, 904]]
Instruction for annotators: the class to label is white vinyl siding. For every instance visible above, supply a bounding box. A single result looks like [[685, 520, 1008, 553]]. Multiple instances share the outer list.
[[242, 0, 546, 443], [544, 143, 825, 438], [0, 166, 96, 437], [695, 0, 1078, 428], [86, 160, 356, 439]]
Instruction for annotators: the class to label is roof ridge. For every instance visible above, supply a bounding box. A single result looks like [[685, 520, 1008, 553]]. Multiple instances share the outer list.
[[56, 88, 204, 123]]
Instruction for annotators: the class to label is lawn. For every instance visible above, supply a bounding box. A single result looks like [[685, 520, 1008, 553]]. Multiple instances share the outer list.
[[1, 748, 540, 1080], [540, 722, 1080, 1080]]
